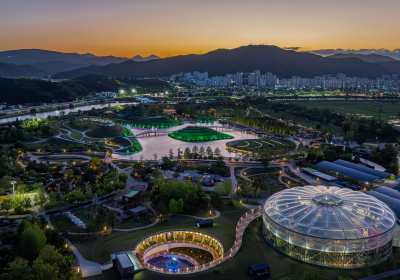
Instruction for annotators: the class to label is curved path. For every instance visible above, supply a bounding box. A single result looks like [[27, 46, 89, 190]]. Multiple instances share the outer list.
[[175, 209, 221, 220], [136, 206, 263, 275]]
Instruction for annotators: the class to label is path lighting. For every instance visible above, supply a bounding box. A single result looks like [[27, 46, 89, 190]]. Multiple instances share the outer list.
[[240, 200, 242, 204], [77, 267, 80, 273], [104, 226, 107, 231], [11, 181, 16, 200], [65, 243, 68, 248]]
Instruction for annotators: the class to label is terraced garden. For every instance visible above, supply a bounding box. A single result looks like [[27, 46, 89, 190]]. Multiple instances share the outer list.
[[114, 139, 142, 154], [85, 123, 131, 138], [116, 116, 183, 128], [169, 126, 233, 142], [197, 117, 219, 123]]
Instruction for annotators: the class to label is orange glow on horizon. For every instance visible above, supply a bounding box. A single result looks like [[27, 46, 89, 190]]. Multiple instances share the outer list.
[[0, 0, 399, 58]]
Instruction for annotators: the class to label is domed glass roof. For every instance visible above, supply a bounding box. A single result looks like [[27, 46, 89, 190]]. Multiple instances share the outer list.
[[264, 186, 396, 240]]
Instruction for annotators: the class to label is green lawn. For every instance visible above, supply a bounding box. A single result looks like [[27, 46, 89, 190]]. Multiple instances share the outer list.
[[70, 130, 83, 140], [88, 210, 245, 264], [228, 139, 296, 153], [130, 220, 399, 280], [261, 109, 343, 134], [297, 101, 400, 122]]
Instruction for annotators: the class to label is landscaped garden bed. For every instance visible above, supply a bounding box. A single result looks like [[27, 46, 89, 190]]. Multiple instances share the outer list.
[[169, 126, 233, 142]]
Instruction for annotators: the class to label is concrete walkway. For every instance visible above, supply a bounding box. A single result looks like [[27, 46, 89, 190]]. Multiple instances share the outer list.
[[175, 209, 221, 220], [46, 216, 103, 278]]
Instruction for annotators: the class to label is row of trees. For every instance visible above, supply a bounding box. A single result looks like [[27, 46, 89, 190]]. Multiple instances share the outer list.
[[0, 216, 74, 279], [168, 146, 222, 160]]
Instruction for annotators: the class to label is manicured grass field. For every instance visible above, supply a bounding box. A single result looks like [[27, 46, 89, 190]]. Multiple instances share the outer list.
[[296, 101, 400, 122], [261, 109, 343, 134], [169, 126, 233, 142], [228, 139, 296, 153], [131, 220, 398, 280], [116, 116, 183, 128], [85, 124, 127, 138], [107, 136, 131, 147], [35, 138, 79, 147], [70, 130, 83, 140]]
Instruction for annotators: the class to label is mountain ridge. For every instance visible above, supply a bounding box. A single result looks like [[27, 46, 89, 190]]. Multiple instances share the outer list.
[[52, 45, 400, 79]]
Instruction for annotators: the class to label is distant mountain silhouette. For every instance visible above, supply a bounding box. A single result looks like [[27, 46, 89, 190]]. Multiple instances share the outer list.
[[328, 53, 397, 63], [0, 49, 95, 65], [131, 55, 161, 62], [52, 45, 400, 79], [0, 62, 48, 77], [81, 56, 129, 66]]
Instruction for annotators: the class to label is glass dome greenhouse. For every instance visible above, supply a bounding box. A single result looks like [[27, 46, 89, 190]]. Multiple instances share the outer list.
[[262, 185, 396, 268]]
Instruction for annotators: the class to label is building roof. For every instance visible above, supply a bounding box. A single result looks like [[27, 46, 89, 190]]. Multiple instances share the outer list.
[[310, 171, 337, 181], [264, 185, 396, 240], [249, 262, 269, 272], [127, 206, 147, 213], [316, 161, 379, 183], [375, 186, 400, 200], [116, 253, 134, 269], [333, 159, 391, 178], [366, 191, 400, 219], [124, 190, 140, 198]]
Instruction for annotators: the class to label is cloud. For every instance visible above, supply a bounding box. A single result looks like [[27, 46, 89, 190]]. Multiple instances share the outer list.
[[308, 48, 400, 60], [283, 47, 303, 51]]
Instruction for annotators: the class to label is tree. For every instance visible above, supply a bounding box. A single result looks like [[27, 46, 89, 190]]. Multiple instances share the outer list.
[[192, 145, 199, 155], [169, 198, 184, 213], [324, 150, 337, 161], [118, 173, 128, 183], [162, 156, 175, 170], [177, 147, 183, 159], [255, 188, 261, 203], [64, 169, 74, 177], [169, 148, 174, 159], [23, 195, 32, 211], [36, 188, 47, 210], [1, 198, 12, 216], [183, 147, 191, 159], [199, 146, 205, 157], [206, 146, 213, 157], [259, 151, 270, 169], [356, 135, 366, 147], [20, 223, 47, 261], [172, 172, 180, 180], [89, 157, 101, 168], [66, 144, 74, 152], [106, 210, 117, 232], [43, 143, 52, 152], [241, 180, 255, 202], [214, 147, 221, 157], [153, 153, 158, 160], [17, 184, 27, 193], [151, 169, 160, 179], [2, 257, 32, 280]]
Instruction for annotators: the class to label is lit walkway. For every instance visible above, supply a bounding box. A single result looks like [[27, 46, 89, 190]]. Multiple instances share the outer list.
[[136, 206, 263, 275], [46, 216, 103, 278]]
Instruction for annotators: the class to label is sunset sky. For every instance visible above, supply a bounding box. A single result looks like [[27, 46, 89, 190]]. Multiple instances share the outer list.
[[1, 0, 399, 58]]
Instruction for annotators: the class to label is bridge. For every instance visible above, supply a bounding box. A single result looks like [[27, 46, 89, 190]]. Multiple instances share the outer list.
[[135, 131, 170, 138]]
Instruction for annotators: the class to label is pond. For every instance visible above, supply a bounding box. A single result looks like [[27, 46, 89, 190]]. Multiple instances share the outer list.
[[118, 122, 270, 160]]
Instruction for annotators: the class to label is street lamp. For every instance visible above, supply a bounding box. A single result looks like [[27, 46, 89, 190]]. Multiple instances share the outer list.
[[11, 181, 16, 200]]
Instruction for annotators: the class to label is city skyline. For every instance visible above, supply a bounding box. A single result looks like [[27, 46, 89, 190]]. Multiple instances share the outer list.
[[1, 0, 400, 58]]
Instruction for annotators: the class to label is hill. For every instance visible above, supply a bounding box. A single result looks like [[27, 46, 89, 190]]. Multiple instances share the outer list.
[[0, 74, 171, 105], [131, 55, 162, 62], [0, 62, 48, 77], [328, 53, 397, 63], [52, 45, 400, 79], [0, 49, 95, 65]]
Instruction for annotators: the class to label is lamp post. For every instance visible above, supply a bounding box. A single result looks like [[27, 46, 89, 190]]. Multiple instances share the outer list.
[[11, 181, 16, 200]]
